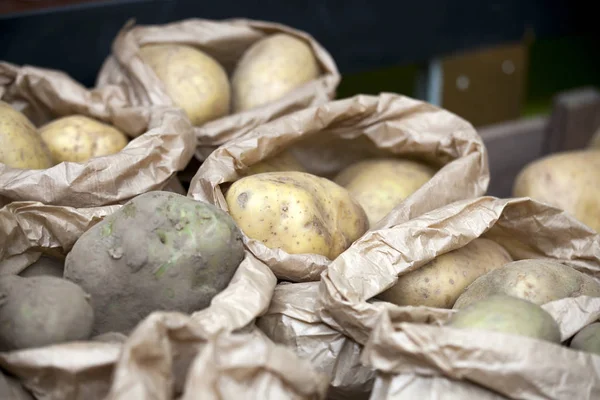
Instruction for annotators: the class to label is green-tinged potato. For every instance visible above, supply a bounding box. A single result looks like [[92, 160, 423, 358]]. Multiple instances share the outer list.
[[513, 150, 600, 232], [64, 191, 244, 334], [38, 115, 128, 163], [447, 294, 561, 343], [231, 34, 320, 112], [0, 371, 34, 400], [139, 44, 230, 126], [378, 238, 512, 308], [334, 158, 436, 227], [570, 322, 600, 355], [0, 275, 94, 351], [242, 150, 306, 177], [0, 101, 53, 169], [19, 255, 64, 278], [225, 171, 368, 259], [454, 259, 600, 309]]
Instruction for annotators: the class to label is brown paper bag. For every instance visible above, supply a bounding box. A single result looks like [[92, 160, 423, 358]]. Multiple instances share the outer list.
[[0, 62, 197, 207], [318, 196, 600, 345], [369, 373, 508, 399], [188, 93, 489, 282], [96, 18, 340, 160], [257, 282, 375, 400], [360, 296, 600, 399], [0, 250, 298, 400]]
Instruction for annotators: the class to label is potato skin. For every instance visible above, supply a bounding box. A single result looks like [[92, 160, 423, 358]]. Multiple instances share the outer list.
[[231, 34, 320, 112], [513, 150, 600, 232], [448, 294, 561, 343], [19, 255, 64, 278], [378, 238, 512, 308], [334, 158, 436, 227], [64, 191, 244, 334], [38, 115, 128, 163], [242, 150, 306, 177], [570, 322, 600, 355], [139, 44, 230, 126], [0, 275, 94, 351], [225, 171, 368, 260], [454, 259, 600, 309], [0, 101, 54, 169]]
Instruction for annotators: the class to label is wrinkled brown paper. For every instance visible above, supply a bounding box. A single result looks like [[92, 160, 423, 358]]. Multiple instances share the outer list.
[[314, 196, 600, 399], [257, 281, 375, 400], [0, 251, 315, 400], [0, 62, 196, 206], [189, 93, 489, 282], [361, 296, 600, 400], [96, 18, 340, 160]]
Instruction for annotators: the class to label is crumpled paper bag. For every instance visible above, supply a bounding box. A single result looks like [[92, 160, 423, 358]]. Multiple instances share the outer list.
[[0, 250, 308, 400], [257, 281, 375, 400], [318, 196, 600, 345], [0, 62, 196, 207], [96, 18, 340, 160], [369, 373, 508, 400], [189, 93, 489, 282], [361, 296, 600, 399]]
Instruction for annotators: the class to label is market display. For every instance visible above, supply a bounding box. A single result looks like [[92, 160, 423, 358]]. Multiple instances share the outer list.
[[0, 10, 599, 400]]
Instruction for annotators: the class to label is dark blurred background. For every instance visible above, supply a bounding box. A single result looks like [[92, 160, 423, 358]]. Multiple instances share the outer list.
[[1, 0, 598, 127]]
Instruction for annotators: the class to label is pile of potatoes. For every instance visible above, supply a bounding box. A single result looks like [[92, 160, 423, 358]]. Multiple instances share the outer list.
[[0, 100, 129, 169], [224, 150, 438, 260], [138, 33, 322, 126], [0, 191, 246, 350], [375, 236, 600, 353]]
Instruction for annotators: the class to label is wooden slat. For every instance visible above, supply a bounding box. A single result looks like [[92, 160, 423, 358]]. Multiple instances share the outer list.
[[479, 116, 548, 198], [544, 87, 600, 153]]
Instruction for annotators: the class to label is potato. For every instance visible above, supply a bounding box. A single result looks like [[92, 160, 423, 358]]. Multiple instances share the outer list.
[[64, 191, 244, 334], [447, 294, 561, 343], [513, 150, 600, 232], [231, 34, 320, 112], [139, 44, 230, 126], [0, 371, 34, 400], [19, 255, 64, 278], [38, 115, 128, 163], [334, 158, 436, 227], [0, 101, 53, 169], [378, 238, 512, 308], [242, 149, 306, 176], [570, 322, 600, 355], [0, 275, 94, 351], [454, 259, 600, 309], [225, 171, 368, 259]]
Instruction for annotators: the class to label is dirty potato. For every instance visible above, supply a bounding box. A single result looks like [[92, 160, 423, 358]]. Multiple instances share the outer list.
[[225, 171, 368, 260], [378, 238, 512, 308], [64, 191, 244, 334], [139, 44, 230, 125], [447, 294, 561, 343], [0, 275, 94, 351], [454, 259, 600, 309], [334, 158, 436, 227], [39, 115, 128, 163], [513, 150, 600, 232], [231, 34, 320, 112], [242, 149, 306, 176], [0, 101, 54, 169], [19, 255, 64, 278]]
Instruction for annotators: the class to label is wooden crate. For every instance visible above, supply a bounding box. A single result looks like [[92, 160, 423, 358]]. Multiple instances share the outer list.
[[480, 87, 600, 198]]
